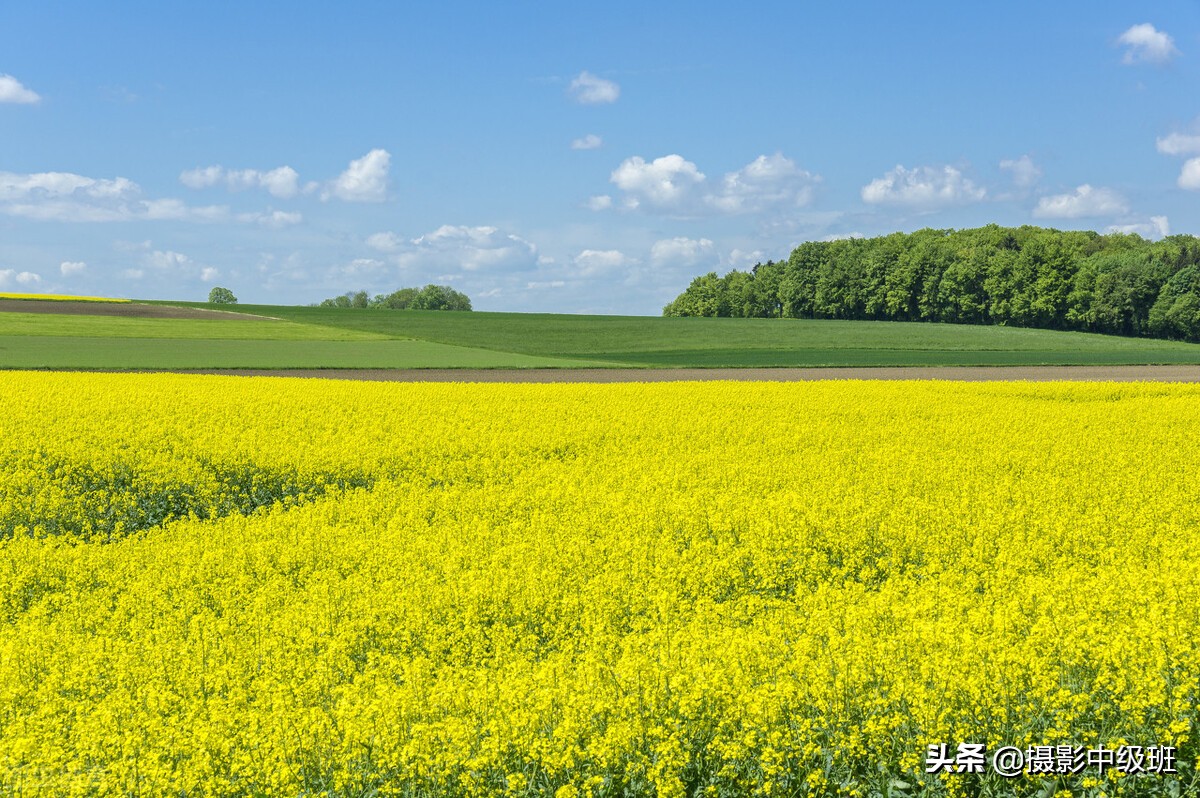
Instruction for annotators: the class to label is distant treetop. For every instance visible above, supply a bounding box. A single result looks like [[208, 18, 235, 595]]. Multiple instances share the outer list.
[[319, 284, 472, 311]]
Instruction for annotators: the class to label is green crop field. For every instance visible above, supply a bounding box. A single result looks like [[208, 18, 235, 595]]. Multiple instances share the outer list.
[[0, 311, 387, 341], [0, 335, 608, 370], [4, 297, 1200, 369], [153, 301, 1200, 368]]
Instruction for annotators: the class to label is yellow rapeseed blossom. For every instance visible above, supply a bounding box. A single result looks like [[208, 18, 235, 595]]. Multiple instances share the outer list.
[[0, 292, 130, 302], [0, 373, 1196, 796]]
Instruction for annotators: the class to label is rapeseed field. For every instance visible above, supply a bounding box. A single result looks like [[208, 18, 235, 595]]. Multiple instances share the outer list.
[[1, 373, 1196, 797]]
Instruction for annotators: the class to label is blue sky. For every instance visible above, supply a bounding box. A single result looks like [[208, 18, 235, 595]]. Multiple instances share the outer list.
[[2, 2, 1198, 314]]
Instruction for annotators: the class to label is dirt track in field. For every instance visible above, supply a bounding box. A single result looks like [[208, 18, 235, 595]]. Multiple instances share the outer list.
[[162, 365, 1200, 382], [0, 300, 275, 320]]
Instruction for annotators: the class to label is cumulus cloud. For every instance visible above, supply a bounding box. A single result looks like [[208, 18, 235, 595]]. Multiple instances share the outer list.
[[726, 249, 768, 269], [1033, 185, 1129, 218], [0, 269, 42, 287], [999, 155, 1042, 188], [571, 133, 603, 150], [861, 164, 986, 208], [585, 194, 613, 211], [1179, 158, 1200, 190], [0, 74, 40, 104], [1117, 23, 1179, 65], [650, 237, 715, 267], [1156, 132, 1200, 156], [236, 210, 302, 228], [573, 249, 630, 277], [335, 258, 387, 278], [323, 149, 390, 202], [398, 224, 539, 272], [612, 154, 704, 209], [710, 154, 820, 213], [0, 171, 138, 202], [0, 170, 228, 222], [181, 165, 300, 198], [610, 152, 818, 215], [179, 166, 223, 190], [60, 261, 86, 276], [568, 71, 620, 104], [200, 267, 220, 282], [146, 250, 193, 271], [1154, 125, 1200, 189], [1107, 216, 1170, 239], [366, 231, 403, 251]]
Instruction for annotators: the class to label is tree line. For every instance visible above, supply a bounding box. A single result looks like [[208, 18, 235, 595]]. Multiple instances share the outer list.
[[318, 284, 472, 311], [662, 225, 1200, 340]]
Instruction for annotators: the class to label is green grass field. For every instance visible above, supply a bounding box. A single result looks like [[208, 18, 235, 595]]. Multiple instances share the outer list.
[[0, 336, 608, 369], [5, 298, 1200, 369], [0, 312, 388, 341]]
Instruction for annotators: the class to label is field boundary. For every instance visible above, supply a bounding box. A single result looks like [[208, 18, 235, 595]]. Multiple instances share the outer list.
[[36, 365, 1200, 382]]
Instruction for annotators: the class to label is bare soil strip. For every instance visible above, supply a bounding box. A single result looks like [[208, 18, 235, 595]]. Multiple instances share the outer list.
[[150, 365, 1200, 382], [0, 300, 275, 320]]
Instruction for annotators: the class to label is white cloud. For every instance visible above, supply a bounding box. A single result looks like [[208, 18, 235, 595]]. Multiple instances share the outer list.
[[612, 154, 705, 209], [650, 237, 715, 266], [323, 149, 390, 202], [366, 231, 403, 251], [0, 74, 40, 104], [822, 232, 866, 242], [861, 164, 986, 208], [1033, 185, 1130, 218], [0, 171, 138, 201], [573, 249, 629, 276], [237, 210, 302, 228], [181, 165, 300, 198], [999, 155, 1042, 188], [1117, 23, 1179, 65], [1156, 132, 1200, 156], [402, 224, 539, 272], [726, 249, 767, 269], [571, 134, 603, 150], [146, 250, 193, 271], [572, 134, 606, 152], [1107, 216, 1170, 239], [200, 267, 220, 282], [1179, 158, 1200, 190], [179, 166, 223, 189], [60, 261, 86, 276], [568, 71, 619, 104], [121, 269, 144, 280], [0, 270, 42, 287], [585, 194, 613, 211], [611, 152, 818, 215], [250, 167, 299, 199], [709, 154, 819, 213], [0, 170, 228, 223], [336, 258, 387, 278]]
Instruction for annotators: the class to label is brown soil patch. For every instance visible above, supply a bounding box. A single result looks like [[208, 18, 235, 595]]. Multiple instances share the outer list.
[[0, 300, 275, 321], [156, 365, 1200, 382]]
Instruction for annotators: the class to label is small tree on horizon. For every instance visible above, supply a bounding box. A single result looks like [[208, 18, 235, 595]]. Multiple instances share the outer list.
[[208, 286, 238, 304]]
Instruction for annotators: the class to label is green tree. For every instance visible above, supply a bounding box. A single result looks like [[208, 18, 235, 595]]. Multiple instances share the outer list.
[[208, 286, 237, 304], [410, 285, 473, 311]]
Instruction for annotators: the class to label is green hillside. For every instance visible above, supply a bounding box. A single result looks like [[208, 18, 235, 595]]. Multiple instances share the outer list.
[[135, 302, 1200, 368]]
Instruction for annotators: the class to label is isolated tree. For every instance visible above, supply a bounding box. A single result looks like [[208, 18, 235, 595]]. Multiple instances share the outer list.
[[208, 286, 238, 304]]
